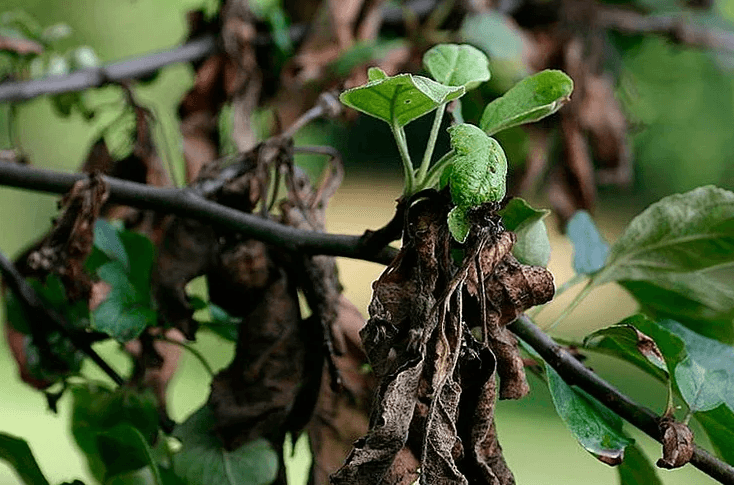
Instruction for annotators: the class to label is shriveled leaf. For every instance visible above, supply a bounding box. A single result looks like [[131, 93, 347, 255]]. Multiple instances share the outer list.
[[546, 364, 633, 464], [617, 443, 663, 485], [567, 211, 609, 274], [694, 404, 734, 465], [97, 424, 162, 482], [480, 70, 573, 136], [499, 198, 551, 267], [656, 418, 694, 469], [423, 43, 490, 90], [593, 187, 734, 323], [339, 73, 464, 128], [583, 324, 668, 381], [173, 405, 278, 485], [0, 432, 50, 485]]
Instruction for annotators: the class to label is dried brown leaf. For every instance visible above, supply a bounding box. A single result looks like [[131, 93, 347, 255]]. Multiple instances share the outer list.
[[657, 418, 694, 469]]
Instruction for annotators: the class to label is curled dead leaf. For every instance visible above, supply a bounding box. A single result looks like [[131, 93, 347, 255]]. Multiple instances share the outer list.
[[657, 417, 694, 469]]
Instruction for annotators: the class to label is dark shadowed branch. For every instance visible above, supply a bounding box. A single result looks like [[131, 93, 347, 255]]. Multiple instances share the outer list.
[[510, 314, 734, 485], [0, 249, 125, 386], [0, 161, 398, 264]]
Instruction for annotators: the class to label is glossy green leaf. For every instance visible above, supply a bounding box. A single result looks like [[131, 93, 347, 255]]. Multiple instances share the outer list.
[[480, 70, 573, 136], [592, 187, 734, 324], [97, 424, 163, 484], [0, 433, 50, 485], [546, 364, 633, 464], [173, 405, 278, 485], [368, 66, 388, 81], [694, 404, 734, 465], [440, 123, 507, 242], [499, 198, 551, 267], [567, 211, 609, 274], [583, 324, 668, 382], [617, 443, 663, 485], [423, 43, 490, 90], [339, 73, 463, 128]]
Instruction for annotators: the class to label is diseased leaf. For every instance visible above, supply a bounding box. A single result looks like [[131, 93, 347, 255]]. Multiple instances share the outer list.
[[440, 124, 507, 241], [623, 315, 687, 375], [0, 432, 51, 485], [499, 198, 551, 267], [173, 405, 278, 485], [694, 404, 734, 465], [583, 324, 668, 382], [546, 364, 633, 464], [593, 187, 734, 323], [423, 43, 490, 90], [480, 70, 573, 135], [617, 443, 663, 485], [567, 211, 609, 274], [97, 424, 162, 482], [656, 418, 694, 469], [339, 73, 464, 128]]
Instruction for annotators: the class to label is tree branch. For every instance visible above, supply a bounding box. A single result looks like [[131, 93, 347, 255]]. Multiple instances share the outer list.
[[509, 315, 734, 485], [598, 6, 734, 53], [0, 35, 218, 103], [0, 0, 438, 104], [0, 161, 398, 265], [0, 249, 125, 386]]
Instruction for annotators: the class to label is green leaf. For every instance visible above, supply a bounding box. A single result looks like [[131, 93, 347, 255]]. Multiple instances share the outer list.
[[499, 198, 551, 267], [339, 73, 464, 128], [367, 66, 388, 81], [662, 320, 734, 412], [93, 260, 155, 341], [623, 315, 687, 375], [118, 229, 155, 300], [546, 364, 633, 464], [173, 405, 278, 485], [440, 124, 508, 242], [423, 43, 490, 91], [583, 324, 668, 382], [201, 303, 240, 342], [40, 23, 71, 44], [71, 384, 159, 482], [592, 187, 734, 324], [617, 443, 663, 485], [97, 424, 163, 484], [0, 432, 51, 485], [567, 211, 609, 275], [694, 404, 734, 465], [480, 70, 573, 136], [94, 220, 130, 270], [52, 92, 81, 118], [46, 53, 69, 76], [460, 12, 525, 66]]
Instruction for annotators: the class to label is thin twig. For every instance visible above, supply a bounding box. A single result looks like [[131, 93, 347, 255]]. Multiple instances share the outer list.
[[0, 0, 438, 104], [0, 249, 125, 386], [598, 6, 734, 53], [509, 314, 734, 485], [0, 161, 398, 265]]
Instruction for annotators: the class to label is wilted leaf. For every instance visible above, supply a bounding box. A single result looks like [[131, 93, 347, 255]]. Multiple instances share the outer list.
[[567, 211, 609, 274], [593, 187, 734, 323], [583, 323, 668, 381], [339, 73, 464, 128], [423, 43, 490, 90], [97, 424, 162, 481], [499, 197, 551, 267], [173, 405, 278, 485], [480, 70, 573, 136], [0, 432, 50, 485], [546, 364, 633, 464], [694, 404, 734, 465], [618, 443, 663, 485], [656, 418, 694, 469]]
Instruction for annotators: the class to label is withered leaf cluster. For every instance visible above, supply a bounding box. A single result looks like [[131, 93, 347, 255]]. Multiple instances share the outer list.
[[333, 193, 554, 485]]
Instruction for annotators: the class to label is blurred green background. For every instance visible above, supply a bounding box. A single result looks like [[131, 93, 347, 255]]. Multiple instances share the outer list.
[[1, 0, 733, 484]]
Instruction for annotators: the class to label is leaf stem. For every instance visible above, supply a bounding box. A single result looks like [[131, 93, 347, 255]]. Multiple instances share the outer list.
[[391, 122, 415, 195], [544, 280, 594, 331], [416, 103, 446, 185], [419, 149, 454, 191]]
